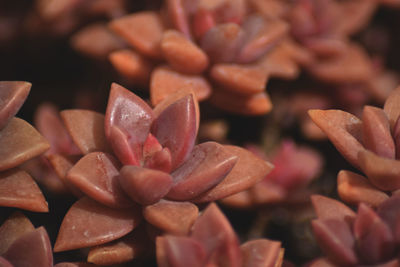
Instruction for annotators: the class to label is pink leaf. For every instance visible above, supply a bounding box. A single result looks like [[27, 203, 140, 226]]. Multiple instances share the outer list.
[[0, 212, 34, 254], [311, 195, 356, 223], [3, 227, 52, 267], [0, 81, 31, 130], [166, 0, 192, 39], [383, 86, 400, 130], [54, 197, 141, 252], [167, 142, 238, 200], [66, 152, 132, 208], [105, 83, 154, 165], [240, 239, 282, 267], [0, 169, 48, 212], [0, 118, 50, 171], [144, 148, 172, 173], [152, 94, 197, 170], [119, 165, 173, 205]]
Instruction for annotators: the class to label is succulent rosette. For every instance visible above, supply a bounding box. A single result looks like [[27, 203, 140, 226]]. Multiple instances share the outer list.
[[70, 0, 313, 115], [0, 212, 53, 267], [309, 194, 400, 266], [156, 202, 284, 267], [0, 81, 50, 212], [309, 86, 400, 207], [47, 83, 273, 265]]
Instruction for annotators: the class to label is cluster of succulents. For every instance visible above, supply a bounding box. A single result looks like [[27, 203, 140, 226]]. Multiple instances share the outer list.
[[3, 0, 400, 266]]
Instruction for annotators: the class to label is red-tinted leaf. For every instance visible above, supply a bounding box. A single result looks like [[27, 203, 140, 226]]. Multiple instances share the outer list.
[[312, 219, 357, 266], [200, 23, 245, 63], [168, 142, 237, 200], [358, 149, 400, 191], [142, 133, 163, 159], [66, 152, 132, 208], [54, 197, 141, 252], [152, 94, 197, 170], [240, 239, 282, 267], [192, 8, 216, 40], [0, 212, 34, 254], [237, 15, 288, 63], [109, 11, 164, 58], [0, 169, 48, 212], [377, 195, 400, 236], [144, 148, 172, 173], [191, 203, 241, 267], [105, 83, 154, 165], [3, 226, 52, 267], [337, 170, 389, 208], [143, 199, 198, 235], [119, 165, 173, 205], [61, 109, 111, 154], [0, 257, 12, 267], [308, 109, 364, 169], [0, 81, 30, 130], [354, 203, 394, 264], [156, 235, 207, 267], [0, 117, 50, 171], [362, 106, 394, 159], [166, 0, 191, 39], [161, 30, 208, 74], [383, 86, 400, 130], [193, 145, 273, 202], [311, 195, 356, 224]]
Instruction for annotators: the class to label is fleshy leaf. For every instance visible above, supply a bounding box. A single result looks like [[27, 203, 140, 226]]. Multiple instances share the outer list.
[[109, 11, 164, 58], [308, 109, 364, 169], [54, 197, 141, 252], [237, 15, 288, 63], [191, 203, 242, 267], [210, 90, 272, 116], [150, 66, 211, 107], [119, 165, 173, 205], [358, 149, 400, 191], [144, 148, 172, 173], [193, 145, 274, 202], [66, 152, 132, 208], [0, 81, 31, 130], [377, 195, 400, 235], [161, 30, 208, 74], [105, 83, 154, 165], [362, 106, 394, 159], [0, 212, 35, 254], [337, 170, 389, 207], [143, 199, 198, 235], [166, 0, 191, 38], [3, 226, 53, 267], [0, 257, 12, 267], [88, 230, 150, 266], [152, 94, 197, 171], [156, 235, 207, 267], [60, 109, 111, 154], [311, 195, 356, 223], [383, 85, 400, 130], [354, 203, 394, 264], [0, 169, 48, 212], [192, 8, 216, 40], [240, 239, 282, 267], [167, 142, 238, 200], [0, 117, 50, 171], [210, 64, 268, 95], [200, 23, 245, 63], [312, 219, 357, 266]]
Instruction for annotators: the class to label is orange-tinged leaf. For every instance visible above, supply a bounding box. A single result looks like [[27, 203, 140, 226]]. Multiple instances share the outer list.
[[54, 197, 141, 252], [166, 0, 191, 38], [109, 11, 164, 58], [240, 239, 282, 267], [0, 212, 35, 254], [337, 170, 389, 207], [0, 117, 50, 171], [0, 169, 48, 212], [161, 30, 209, 74]]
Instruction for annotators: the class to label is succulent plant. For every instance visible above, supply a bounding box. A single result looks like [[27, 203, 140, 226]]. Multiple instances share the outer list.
[[156, 202, 284, 267], [44, 83, 273, 265], [0, 81, 50, 212], [310, 194, 400, 266], [309, 86, 400, 207], [0, 212, 53, 267]]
